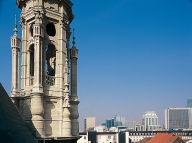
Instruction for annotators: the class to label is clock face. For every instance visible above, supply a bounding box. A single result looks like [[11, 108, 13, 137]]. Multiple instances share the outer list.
[[46, 23, 56, 37]]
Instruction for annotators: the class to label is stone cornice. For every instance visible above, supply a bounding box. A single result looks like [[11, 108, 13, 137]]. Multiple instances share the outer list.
[[21, 9, 35, 22], [44, 9, 61, 21]]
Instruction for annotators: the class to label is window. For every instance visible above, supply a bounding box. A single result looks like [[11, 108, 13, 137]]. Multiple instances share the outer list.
[[46, 23, 56, 36]]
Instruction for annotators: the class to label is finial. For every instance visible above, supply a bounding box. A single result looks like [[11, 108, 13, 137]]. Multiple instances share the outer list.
[[38, 0, 39, 11], [37, 0, 40, 17], [72, 29, 76, 46], [14, 15, 18, 36]]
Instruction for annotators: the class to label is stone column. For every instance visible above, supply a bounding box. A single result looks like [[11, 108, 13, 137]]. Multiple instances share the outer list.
[[21, 21, 27, 91], [31, 93, 45, 137], [63, 60, 71, 136], [26, 50, 30, 86], [33, 23, 43, 92], [70, 99, 79, 136], [30, 15, 45, 137], [63, 106, 71, 137]]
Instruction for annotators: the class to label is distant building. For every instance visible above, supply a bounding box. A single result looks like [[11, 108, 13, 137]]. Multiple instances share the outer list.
[[165, 108, 192, 130], [77, 131, 191, 143], [94, 126, 107, 132], [85, 117, 96, 131], [187, 99, 192, 108], [136, 111, 159, 131], [106, 118, 115, 129], [106, 115, 126, 129], [101, 123, 106, 126], [114, 115, 126, 126]]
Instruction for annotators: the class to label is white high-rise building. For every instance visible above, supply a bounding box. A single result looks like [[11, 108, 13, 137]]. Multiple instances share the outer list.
[[136, 111, 159, 131], [165, 108, 192, 130]]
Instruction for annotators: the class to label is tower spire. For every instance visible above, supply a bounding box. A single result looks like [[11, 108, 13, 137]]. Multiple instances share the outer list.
[[14, 15, 18, 36], [72, 29, 76, 47], [38, 0, 40, 15]]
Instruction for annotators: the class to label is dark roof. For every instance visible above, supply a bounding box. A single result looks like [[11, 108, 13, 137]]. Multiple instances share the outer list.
[[0, 83, 38, 143]]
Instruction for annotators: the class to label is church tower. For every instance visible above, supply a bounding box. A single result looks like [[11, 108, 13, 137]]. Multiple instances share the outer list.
[[11, 0, 80, 142]]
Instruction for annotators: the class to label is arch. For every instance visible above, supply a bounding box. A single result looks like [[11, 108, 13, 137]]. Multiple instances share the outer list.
[[44, 40, 58, 51], [50, 40, 58, 51]]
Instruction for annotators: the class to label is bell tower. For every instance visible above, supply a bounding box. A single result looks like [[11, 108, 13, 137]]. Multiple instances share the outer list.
[[11, 0, 80, 142]]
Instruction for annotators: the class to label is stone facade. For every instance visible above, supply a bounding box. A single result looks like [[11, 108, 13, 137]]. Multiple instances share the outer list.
[[11, 0, 79, 142]]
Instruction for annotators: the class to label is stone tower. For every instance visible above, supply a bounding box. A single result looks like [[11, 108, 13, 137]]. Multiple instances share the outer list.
[[11, 0, 80, 142]]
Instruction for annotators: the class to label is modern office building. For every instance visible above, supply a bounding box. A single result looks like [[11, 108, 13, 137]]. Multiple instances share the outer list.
[[136, 111, 159, 131], [165, 108, 192, 130], [85, 117, 96, 131], [106, 118, 115, 129], [114, 115, 126, 127], [106, 115, 126, 129]]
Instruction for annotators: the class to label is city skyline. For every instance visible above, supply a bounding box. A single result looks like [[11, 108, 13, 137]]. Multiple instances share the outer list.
[[0, 0, 192, 131]]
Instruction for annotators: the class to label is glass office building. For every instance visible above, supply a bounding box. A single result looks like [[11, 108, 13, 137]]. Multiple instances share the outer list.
[[106, 115, 126, 129], [187, 99, 192, 108], [106, 118, 115, 129]]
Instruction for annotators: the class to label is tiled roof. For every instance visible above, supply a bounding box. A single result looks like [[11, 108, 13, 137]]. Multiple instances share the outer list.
[[147, 133, 182, 143], [0, 83, 38, 143], [163, 136, 178, 143], [137, 137, 151, 143]]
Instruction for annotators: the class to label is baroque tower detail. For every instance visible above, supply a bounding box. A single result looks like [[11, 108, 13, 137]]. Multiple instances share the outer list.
[[11, 0, 80, 142]]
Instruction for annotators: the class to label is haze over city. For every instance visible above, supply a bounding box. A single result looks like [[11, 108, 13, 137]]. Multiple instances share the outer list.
[[0, 0, 192, 131]]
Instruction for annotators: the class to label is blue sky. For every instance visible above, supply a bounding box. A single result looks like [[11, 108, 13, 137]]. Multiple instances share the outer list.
[[0, 0, 192, 131]]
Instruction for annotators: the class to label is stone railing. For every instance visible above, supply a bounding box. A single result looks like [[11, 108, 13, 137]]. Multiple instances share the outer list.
[[45, 75, 55, 86]]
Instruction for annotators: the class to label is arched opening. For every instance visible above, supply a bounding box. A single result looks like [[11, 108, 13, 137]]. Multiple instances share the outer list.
[[29, 45, 34, 76], [46, 44, 56, 76]]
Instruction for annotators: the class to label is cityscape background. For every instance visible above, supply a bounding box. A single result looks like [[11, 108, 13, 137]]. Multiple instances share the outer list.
[[0, 0, 192, 131]]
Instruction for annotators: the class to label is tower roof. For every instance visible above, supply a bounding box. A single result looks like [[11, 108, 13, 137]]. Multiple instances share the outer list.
[[16, 0, 73, 9], [142, 111, 157, 118]]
